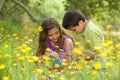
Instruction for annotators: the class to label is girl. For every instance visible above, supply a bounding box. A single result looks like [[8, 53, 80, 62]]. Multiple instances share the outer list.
[[36, 18, 74, 68]]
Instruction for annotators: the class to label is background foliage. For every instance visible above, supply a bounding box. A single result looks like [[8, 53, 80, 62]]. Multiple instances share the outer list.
[[0, 0, 120, 80]]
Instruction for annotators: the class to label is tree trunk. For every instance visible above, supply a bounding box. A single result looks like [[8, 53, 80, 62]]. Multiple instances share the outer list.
[[0, 0, 5, 19], [12, 0, 40, 22]]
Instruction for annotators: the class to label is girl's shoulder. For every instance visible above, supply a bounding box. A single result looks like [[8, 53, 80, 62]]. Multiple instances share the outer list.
[[62, 35, 74, 44]]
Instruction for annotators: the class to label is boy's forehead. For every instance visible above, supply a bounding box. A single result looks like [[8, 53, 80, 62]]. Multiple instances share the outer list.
[[69, 26, 75, 29]]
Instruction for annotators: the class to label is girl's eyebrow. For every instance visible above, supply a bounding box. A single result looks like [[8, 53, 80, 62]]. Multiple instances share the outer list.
[[48, 30, 59, 35]]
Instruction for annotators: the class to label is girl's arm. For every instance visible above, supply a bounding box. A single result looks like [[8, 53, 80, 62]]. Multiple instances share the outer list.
[[64, 38, 74, 64]]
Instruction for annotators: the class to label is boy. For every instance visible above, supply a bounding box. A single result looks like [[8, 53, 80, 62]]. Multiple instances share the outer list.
[[62, 9, 104, 60]]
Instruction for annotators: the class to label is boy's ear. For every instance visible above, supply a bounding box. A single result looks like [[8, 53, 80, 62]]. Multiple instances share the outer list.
[[78, 20, 83, 25]]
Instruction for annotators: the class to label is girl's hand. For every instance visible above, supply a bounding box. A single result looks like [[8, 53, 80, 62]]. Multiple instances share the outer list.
[[50, 52, 60, 60]]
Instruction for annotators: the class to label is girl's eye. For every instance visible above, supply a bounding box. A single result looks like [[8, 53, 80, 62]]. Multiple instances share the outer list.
[[48, 31, 60, 37], [48, 34, 53, 37], [55, 31, 59, 34]]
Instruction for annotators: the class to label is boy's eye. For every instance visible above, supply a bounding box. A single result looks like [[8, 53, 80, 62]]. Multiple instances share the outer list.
[[71, 29, 75, 31]]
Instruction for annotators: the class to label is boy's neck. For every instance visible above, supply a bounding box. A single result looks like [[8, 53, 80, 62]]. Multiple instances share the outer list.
[[84, 20, 89, 27], [82, 20, 89, 32]]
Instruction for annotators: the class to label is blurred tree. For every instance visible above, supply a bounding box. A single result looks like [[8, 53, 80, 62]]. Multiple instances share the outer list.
[[12, 0, 40, 22], [1, 0, 65, 24], [0, 0, 5, 19], [29, 0, 65, 24], [1, 0, 30, 20], [64, 0, 120, 21]]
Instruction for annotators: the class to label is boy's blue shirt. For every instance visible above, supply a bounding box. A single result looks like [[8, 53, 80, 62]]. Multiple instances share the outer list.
[[80, 20, 104, 53]]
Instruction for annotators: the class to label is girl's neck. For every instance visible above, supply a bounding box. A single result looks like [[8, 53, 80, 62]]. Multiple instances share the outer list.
[[51, 41, 58, 47]]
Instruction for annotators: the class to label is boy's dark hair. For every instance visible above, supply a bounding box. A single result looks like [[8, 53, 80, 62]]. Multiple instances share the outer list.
[[62, 9, 86, 29]]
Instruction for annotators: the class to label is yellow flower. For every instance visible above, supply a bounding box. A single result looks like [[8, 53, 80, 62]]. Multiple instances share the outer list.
[[70, 78, 76, 80], [43, 55, 50, 61], [35, 68, 43, 74], [67, 66, 72, 70], [15, 37, 19, 40], [102, 40, 113, 47], [70, 71, 76, 75], [4, 54, 10, 58], [84, 61, 88, 65], [25, 55, 31, 59], [32, 56, 39, 62], [13, 63, 17, 67], [115, 43, 120, 49], [21, 68, 25, 71], [20, 44, 32, 53], [12, 34, 17, 36], [74, 48, 82, 54], [59, 75, 66, 80], [106, 62, 113, 68], [76, 64, 82, 69], [28, 59, 34, 63], [116, 53, 120, 58], [100, 52, 107, 58], [0, 50, 2, 53], [92, 70, 97, 76], [0, 55, 2, 59], [86, 56, 90, 59], [106, 40, 113, 45], [41, 75, 46, 80], [46, 48, 50, 52], [87, 71, 90, 74], [54, 64, 60, 68], [94, 62, 102, 70], [106, 24, 112, 30], [18, 56, 25, 61], [105, 49, 112, 54], [2, 76, 9, 80], [86, 40, 91, 44], [38, 26, 43, 32], [4, 44, 9, 48], [45, 61, 51, 67], [62, 60, 68, 66], [49, 74, 55, 78], [94, 46, 102, 51], [0, 64, 6, 70], [0, 27, 4, 30], [104, 71, 109, 76], [75, 42, 81, 45]]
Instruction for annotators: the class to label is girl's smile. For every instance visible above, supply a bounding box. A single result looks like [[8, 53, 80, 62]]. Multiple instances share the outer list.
[[48, 27, 60, 43]]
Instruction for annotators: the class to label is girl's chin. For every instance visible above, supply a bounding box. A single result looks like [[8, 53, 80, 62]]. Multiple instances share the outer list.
[[53, 40, 58, 43], [54, 41, 58, 43]]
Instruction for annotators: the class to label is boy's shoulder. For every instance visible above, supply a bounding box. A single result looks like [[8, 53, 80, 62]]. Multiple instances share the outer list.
[[83, 20, 102, 35]]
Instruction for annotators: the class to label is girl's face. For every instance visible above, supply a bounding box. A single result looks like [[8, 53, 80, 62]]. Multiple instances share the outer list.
[[48, 27, 60, 43], [68, 21, 85, 34]]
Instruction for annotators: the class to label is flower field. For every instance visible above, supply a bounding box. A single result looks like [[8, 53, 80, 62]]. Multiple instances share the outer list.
[[0, 27, 120, 80]]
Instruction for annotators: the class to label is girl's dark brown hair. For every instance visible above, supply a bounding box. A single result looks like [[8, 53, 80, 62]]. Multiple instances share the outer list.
[[36, 18, 71, 57]]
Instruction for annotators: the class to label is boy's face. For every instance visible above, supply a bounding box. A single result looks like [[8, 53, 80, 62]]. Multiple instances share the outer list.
[[68, 21, 85, 34]]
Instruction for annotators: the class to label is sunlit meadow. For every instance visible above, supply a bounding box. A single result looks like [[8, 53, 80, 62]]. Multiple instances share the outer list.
[[0, 25, 120, 80]]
